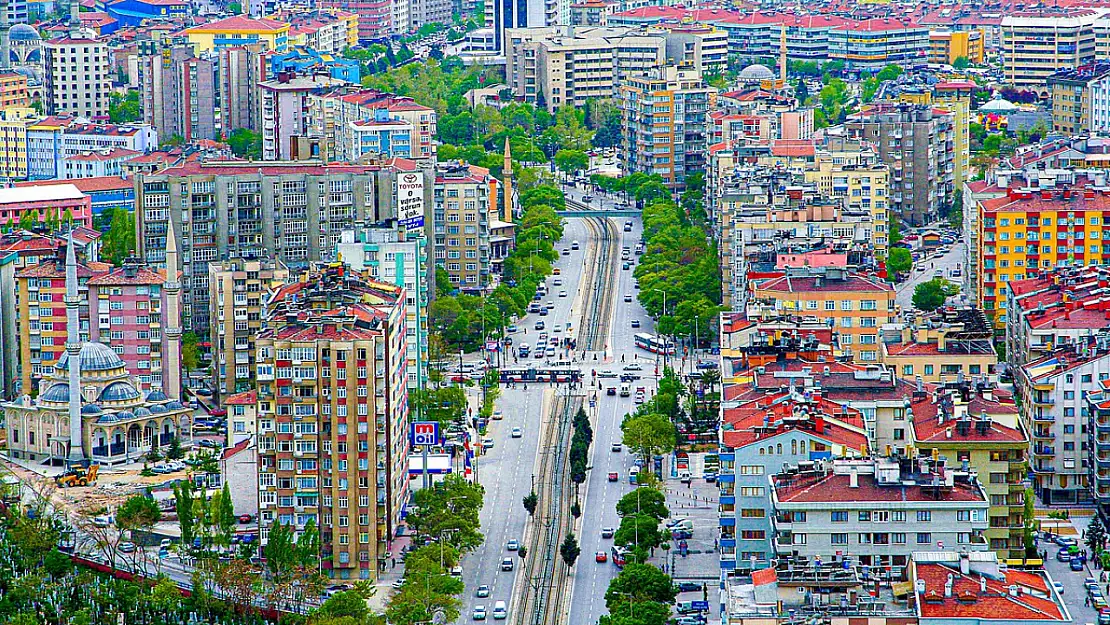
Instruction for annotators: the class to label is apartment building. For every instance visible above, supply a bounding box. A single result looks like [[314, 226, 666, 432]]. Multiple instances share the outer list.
[[1046, 63, 1110, 135], [749, 269, 895, 363], [0, 72, 30, 108], [619, 66, 714, 188], [894, 80, 974, 198], [0, 108, 32, 180], [928, 29, 985, 65], [1006, 267, 1110, 367], [843, 104, 955, 227], [218, 44, 268, 135], [826, 18, 931, 72], [719, 391, 868, 572], [43, 36, 110, 119], [881, 307, 997, 384], [972, 169, 1110, 324], [279, 10, 359, 54], [1001, 10, 1101, 90], [208, 256, 291, 399], [184, 15, 290, 53], [140, 47, 216, 142], [770, 458, 990, 577], [0, 184, 92, 230], [260, 73, 350, 161], [1084, 373, 1110, 522], [434, 163, 492, 292], [26, 117, 158, 181], [505, 25, 725, 112], [1016, 342, 1110, 505], [316, 0, 391, 41], [336, 226, 429, 390], [307, 90, 437, 164], [225, 388, 258, 445], [254, 296, 408, 581], [408, 0, 451, 31], [15, 250, 176, 393], [134, 161, 409, 336], [494, 0, 559, 54]]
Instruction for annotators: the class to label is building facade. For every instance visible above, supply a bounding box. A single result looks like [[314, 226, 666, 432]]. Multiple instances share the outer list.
[[43, 36, 110, 120], [140, 46, 217, 143]]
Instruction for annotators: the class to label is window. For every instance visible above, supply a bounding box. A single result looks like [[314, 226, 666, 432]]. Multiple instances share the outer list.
[[740, 465, 765, 475], [831, 533, 849, 545], [831, 511, 849, 522], [740, 509, 765, 518], [873, 511, 889, 523], [791, 533, 806, 545], [917, 532, 932, 544], [740, 530, 765, 540], [859, 511, 871, 522], [917, 511, 931, 522], [740, 487, 765, 497], [892, 533, 906, 544]]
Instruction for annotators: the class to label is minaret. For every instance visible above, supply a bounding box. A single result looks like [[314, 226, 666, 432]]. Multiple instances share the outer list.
[[163, 223, 183, 400], [68, 0, 81, 37], [64, 232, 85, 465], [0, 0, 11, 72], [779, 24, 787, 88], [502, 137, 513, 222]]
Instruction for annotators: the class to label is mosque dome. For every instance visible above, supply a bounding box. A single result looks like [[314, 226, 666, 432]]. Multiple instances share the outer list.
[[98, 381, 141, 403], [96, 412, 121, 424], [165, 401, 184, 410], [9, 24, 40, 41], [40, 383, 70, 403], [149, 404, 168, 414], [145, 389, 169, 403], [115, 410, 135, 421], [133, 407, 152, 417], [56, 342, 125, 373], [81, 403, 103, 415], [739, 64, 775, 81]]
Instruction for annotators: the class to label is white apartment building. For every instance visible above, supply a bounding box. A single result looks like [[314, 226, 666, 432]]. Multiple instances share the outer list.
[[43, 36, 110, 119]]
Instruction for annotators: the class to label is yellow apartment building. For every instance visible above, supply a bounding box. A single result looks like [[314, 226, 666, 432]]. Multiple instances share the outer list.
[[184, 15, 290, 53], [929, 29, 985, 65]]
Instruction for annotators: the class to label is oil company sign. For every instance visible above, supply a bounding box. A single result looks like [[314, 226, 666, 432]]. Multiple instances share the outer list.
[[398, 172, 425, 231]]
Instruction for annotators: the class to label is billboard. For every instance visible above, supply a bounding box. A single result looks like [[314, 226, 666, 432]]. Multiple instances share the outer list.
[[398, 172, 425, 231], [410, 421, 439, 446]]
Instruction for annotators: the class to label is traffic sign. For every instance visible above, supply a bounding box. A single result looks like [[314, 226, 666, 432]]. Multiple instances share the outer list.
[[691, 601, 709, 611], [411, 421, 439, 446]]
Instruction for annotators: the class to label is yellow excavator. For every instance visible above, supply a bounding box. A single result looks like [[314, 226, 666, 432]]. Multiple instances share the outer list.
[[55, 464, 99, 488]]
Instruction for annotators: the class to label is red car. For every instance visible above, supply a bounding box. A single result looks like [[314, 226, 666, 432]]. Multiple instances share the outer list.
[[209, 408, 228, 417], [608, 472, 618, 482], [595, 551, 607, 563]]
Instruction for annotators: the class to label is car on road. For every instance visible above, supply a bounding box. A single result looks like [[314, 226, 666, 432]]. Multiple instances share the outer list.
[[553, 268, 561, 275], [624, 294, 632, 302], [602, 527, 615, 538], [673, 618, 703, 625], [482, 437, 494, 450], [608, 471, 619, 482], [507, 325, 518, 333], [606, 387, 616, 395], [623, 363, 643, 371], [611, 442, 622, 452], [119, 542, 137, 553], [473, 605, 487, 620], [451, 565, 463, 576], [622, 262, 630, 270], [493, 601, 507, 620], [572, 240, 581, 249], [634, 393, 645, 404], [674, 581, 701, 593], [492, 410, 503, 420], [582, 196, 593, 203], [507, 539, 519, 551], [392, 578, 406, 589], [501, 557, 514, 571], [553, 278, 563, 286], [1057, 548, 1073, 562], [476, 585, 491, 598], [631, 320, 640, 328], [193, 388, 213, 397], [511, 427, 522, 438], [560, 291, 568, 298], [1055, 536, 1078, 547], [704, 472, 717, 482], [1072, 557, 1086, 571], [561, 249, 570, 256], [595, 551, 607, 563], [546, 347, 556, 358], [535, 321, 545, 330], [598, 370, 618, 378]]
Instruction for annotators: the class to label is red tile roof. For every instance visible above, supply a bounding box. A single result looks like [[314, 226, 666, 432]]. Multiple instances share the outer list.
[[187, 15, 288, 32], [755, 274, 893, 294], [915, 563, 1064, 621], [721, 391, 868, 450], [221, 437, 251, 460], [14, 176, 133, 193], [775, 472, 986, 503], [87, 265, 166, 286]]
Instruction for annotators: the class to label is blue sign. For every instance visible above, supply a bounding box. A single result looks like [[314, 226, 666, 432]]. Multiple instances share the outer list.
[[411, 421, 439, 446], [691, 601, 709, 611]]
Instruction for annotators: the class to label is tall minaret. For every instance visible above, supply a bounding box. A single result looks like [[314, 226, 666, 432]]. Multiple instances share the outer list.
[[163, 223, 183, 400], [64, 232, 85, 465], [502, 137, 513, 222]]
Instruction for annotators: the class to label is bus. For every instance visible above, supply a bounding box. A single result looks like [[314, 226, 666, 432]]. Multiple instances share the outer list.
[[499, 367, 582, 384], [634, 333, 675, 355]]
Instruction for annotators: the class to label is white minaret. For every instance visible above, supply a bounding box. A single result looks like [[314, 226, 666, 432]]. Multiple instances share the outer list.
[[64, 232, 85, 465], [163, 223, 183, 400]]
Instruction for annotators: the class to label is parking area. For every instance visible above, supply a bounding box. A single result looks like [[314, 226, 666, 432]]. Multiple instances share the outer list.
[[663, 452, 721, 625], [1040, 514, 1102, 624]]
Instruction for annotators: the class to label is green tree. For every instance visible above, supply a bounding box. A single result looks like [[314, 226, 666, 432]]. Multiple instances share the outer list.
[[616, 488, 669, 520], [1087, 515, 1107, 559], [1023, 487, 1037, 557], [213, 483, 236, 545], [108, 90, 141, 124], [116, 494, 161, 535], [181, 331, 199, 375], [613, 513, 663, 551], [317, 590, 370, 621], [523, 491, 538, 516], [228, 128, 262, 160], [100, 207, 136, 266], [604, 563, 676, 607], [265, 522, 297, 577], [621, 413, 676, 463], [554, 149, 589, 176], [227, 0, 242, 11], [18, 208, 34, 231], [297, 517, 322, 566], [406, 475, 485, 551], [888, 215, 903, 246], [912, 278, 956, 312], [560, 533, 580, 569], [885, 247, 912, 280], [953, 56, 970, 70], [875, 63, 904, 82], [795, 79, 809, 105], [174, 479, 196, 548]]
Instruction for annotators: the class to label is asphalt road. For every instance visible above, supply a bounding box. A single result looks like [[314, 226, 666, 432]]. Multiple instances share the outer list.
[[459, 218, 596, 622], [895, 241, 967, 312], [1040, 515, 1098, 624], [566, 215, 665, 625]]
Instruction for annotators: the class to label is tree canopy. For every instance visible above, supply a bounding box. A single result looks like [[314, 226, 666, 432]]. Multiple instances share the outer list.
[[912, 278, 957, 312]]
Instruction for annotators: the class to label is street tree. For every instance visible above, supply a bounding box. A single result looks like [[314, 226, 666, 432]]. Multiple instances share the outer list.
[[885, 247, 912, 280], [523, 491, 538, 516], [554, 149, 589, 176], [616, 488, 669, 520], [604, 563, 677, 607], [560, 533, 581, 569], [116, 494, 161, 537], [913, 278, 957, 312], [613, 513, 663, 551], [621, 412, 676, 463]]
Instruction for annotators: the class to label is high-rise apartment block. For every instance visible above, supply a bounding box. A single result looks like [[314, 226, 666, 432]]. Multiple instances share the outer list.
[[1001, 10, 1100, 89], [619, 66, 713, 188], [506, 25, 726, 112], [260, 73, 350, 161], [434, 162, 493, 292], [307, 90, 437, 164], [208, 256, 291, 399], [140, 47, 216, 142], [134, 161, 407, 336], [43, 36, 110, 120], [218, 44, 269, 135], [254, 273, 409, 581], [844, 104, 955, 227]]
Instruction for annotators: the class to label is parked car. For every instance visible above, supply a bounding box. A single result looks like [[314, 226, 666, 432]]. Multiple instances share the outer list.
[[238, 514, 254, 524]]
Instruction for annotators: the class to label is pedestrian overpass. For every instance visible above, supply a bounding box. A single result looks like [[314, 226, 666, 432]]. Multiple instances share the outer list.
[[556, 209, 640, 217]]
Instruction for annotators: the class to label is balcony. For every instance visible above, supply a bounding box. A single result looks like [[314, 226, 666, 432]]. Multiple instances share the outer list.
[[1034, 465, 1057, 473], [1034, 446, 1055, 456], [1032, 412, 1055, 422], [1099, 421, 1110, 434]]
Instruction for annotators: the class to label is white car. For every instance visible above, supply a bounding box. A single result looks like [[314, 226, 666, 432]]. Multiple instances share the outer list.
[[559, 291, 568, 297], [507, 539, 520, 551], [473, 605, 487, 620], [511, 427, 523, 438], [476, 584, 491, 597], [623, 363, 643, 371]]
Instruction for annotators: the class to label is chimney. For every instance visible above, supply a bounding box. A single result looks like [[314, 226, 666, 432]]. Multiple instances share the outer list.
[[944, 574, 954, 598], [849, 468, 859, 488], [959, 549, 970, 575]]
